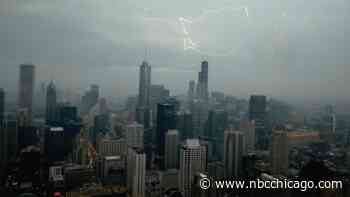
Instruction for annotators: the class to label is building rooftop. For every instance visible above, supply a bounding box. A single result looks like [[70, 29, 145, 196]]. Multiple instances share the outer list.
[[50, 127, 64, 132], [184, 139, 200, 147], [167, 129, 179, 135], [104, 155, 121, 161]]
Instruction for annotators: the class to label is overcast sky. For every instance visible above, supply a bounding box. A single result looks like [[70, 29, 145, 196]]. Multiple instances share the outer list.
[[0, 0, 349, 106]]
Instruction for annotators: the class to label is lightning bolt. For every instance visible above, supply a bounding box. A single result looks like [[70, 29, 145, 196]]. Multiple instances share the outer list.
[[179, 6, 250, 56]]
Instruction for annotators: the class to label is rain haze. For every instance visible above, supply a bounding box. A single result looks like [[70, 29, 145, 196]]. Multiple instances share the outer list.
[[1, 0, 349, 108]]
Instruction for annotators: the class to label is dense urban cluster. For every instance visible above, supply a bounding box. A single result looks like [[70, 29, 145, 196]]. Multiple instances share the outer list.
[[0, 62, 349, 197]]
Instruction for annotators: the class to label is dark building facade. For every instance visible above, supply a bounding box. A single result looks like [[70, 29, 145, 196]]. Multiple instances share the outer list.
[[18, 126, 38, 150], [156, 103, 176, 168], [206, 109, 228, 161], [45, 127, 65, 163], [19, 64, 35, 123], [58, 105, 78, 124], [176, 111, 193, 140], [249, 95, 267, 150], [46, 82, 57, 125], [0, 88, 4, 125]]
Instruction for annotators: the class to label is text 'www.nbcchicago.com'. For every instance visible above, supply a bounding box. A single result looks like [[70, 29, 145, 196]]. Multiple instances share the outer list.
[[199, 178, 343, 192]]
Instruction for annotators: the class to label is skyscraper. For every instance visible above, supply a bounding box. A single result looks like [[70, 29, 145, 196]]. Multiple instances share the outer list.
[[191, 100, 208, 137], [136, 61, 152, 128], [249, 95, 267, 150], [126, 122, 144, 149], [46, 81, 57, 125], [165, 129, 179, 169], [176, 110, 193, 140], [127, 147, 146, 197], [0, 88, 4, 125], [80, 84, 99, 115], [196, 61, 209, 101], [206, 109, 228, 161], [156, 103, 176, 168], [224, 130, 244, 178], [45, 127, 65, 163], [179, 139, 207, 197], [138, 61, 151, 108], [19, 64, 35, 123], [188, 80, 195, 102], [200, 61, 209, 101], [240, 119, 256, 154], [271, 130, 289, 176]]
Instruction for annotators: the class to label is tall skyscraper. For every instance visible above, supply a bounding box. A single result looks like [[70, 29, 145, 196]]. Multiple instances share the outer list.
[[191, 100, 208, 137], [179, 139, 207, 197], [0, 88, 4, 125], [46, 81, 57, 125], [200, 61, 209, 101], [176, 110, 193, 140], [197, 61, 209, 101], [45, 127, 65, 163], [156, 103, 176, 168], [136, 61, 151, 128], [19, 64, 35, 123], [127, 147, 146, 197], [4, 117, 18, 160], [224, 130, 244, 178], [240, 119, 256, 154], [80, 84, 99, 115], [249, 95, 267, 150], [206, 109, 228, 161], [165, 129, 179, 169], [138, 61, 151, 107], [188, 80, 195, 102], [126, 122, 144, 149], [271, 130, 289, 176]]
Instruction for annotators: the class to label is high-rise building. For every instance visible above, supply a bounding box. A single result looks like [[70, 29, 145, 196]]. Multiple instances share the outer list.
[[4, 118, 18, 160], [271, 130, 289, 176], [138, 61, 151, 107], [191, 100, 209, 137], [127, 147, 146, 197], [149, 84, 170, 124], [240, 119, 256, 154], [249, 95, 267, 150], [45, 127, 65, 163], [126, 122, 144, 149], [19, 64, 35, 123], [165, 129, 179, 169], [201, 61, 209, 101], [97, 137, 126, 157], [58, 104, 78, 124], [80, 84, 99, 115], [197, 61, 209, 101], [188, 80, 195, 102], [320, 105, 336, 144], [0, 122, 8, 170], [179, 139, 207, 197], [206, 109, 228, 161], [46, 81, 57, 125], [176, 110, 193, 140], [136, 61, 152, 128], [224, 130, 244, 178], [0, 88, 4, 125], [156, 103, 176, 168]]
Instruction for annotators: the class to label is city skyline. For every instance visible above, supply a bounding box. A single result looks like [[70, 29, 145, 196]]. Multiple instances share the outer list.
[[0, 1, 350, 197]]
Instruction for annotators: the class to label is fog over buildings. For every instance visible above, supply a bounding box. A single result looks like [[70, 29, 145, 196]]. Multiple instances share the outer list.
[[1, 0, 350, 108]]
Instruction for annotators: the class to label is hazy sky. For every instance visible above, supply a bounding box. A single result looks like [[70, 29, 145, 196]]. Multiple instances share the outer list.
[[0, 0, 349, 105]]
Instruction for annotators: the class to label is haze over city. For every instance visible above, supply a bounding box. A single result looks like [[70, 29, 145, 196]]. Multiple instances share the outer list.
[[1, 1, 350, 197], [1, 0, 350, 108]]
